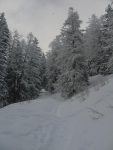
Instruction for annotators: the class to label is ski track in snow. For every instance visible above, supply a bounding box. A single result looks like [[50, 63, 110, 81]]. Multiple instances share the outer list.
[[0, 75, 113, 150]]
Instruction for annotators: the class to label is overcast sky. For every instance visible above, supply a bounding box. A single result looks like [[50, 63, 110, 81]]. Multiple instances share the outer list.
[[0, 0, 110, 52]]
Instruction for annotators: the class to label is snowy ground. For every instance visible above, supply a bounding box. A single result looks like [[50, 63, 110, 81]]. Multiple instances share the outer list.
[[0, 75, 113, 150]]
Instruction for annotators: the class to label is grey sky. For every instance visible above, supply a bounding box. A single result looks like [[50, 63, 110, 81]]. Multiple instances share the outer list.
[[0, 0, 109, 52]]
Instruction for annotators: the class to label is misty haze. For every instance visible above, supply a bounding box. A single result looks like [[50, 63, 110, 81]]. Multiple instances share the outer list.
[[0, 0, 113, 150]]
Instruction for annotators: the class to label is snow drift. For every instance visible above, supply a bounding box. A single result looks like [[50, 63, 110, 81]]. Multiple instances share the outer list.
[[0, 75, 113, 150]]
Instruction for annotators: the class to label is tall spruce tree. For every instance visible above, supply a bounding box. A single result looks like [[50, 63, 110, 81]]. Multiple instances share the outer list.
[[6, 31, 24, 103], [57, 8, 88, 98], [46, 35, 62, 93], [41, 53, 47, 89], [0, 13, 10, 106], [84, 15, 101, 76], [25, 33, 42, 99], [98, 4, 113, 74]]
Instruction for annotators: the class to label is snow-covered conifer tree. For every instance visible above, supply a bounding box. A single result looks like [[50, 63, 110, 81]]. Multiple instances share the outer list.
[[25, 33, 42, 99], [46, 35, 62, 93], [6, 31, 24, 103], [84, 15, 101, 76], [98, 4, 113, 74], [40, 53, 47, 89], [0, 13, 10, 106], [57, 8, 88, 97]]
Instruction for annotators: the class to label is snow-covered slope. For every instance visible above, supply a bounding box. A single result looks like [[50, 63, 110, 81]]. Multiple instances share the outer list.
[[0, 75, 113, 150]]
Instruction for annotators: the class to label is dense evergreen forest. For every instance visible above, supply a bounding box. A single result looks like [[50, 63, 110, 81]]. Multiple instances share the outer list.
[[0, 2, 113, 107]]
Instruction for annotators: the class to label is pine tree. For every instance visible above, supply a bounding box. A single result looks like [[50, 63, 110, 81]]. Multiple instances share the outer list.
[[25, 33, 42, 99], [98, 4, 113, 74], [7, 32, 44, 102], [107, 54, 113, 73], [6, 31, 24, 103], [84, 15, 101, 76], [0, 13, 10, 106], [41, 53, 47, 89], [46, 35, 62, 93], [57, 8, 88, 98]]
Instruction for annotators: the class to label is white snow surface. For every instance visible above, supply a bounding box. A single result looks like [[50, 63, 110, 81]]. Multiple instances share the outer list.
[[0, 75, 113, 150]]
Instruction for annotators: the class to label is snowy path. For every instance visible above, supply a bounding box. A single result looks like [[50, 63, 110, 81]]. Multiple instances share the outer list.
[[0, 76, 113, 150]]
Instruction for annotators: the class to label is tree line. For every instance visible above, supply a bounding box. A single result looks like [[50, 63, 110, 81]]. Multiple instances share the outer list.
[[0, 13, 46, 107], [46, 3, 113, 97], [0, 2, 113, 107]]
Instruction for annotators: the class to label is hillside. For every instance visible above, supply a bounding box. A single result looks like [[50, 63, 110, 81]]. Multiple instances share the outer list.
[[0, 75, 113, 150]]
